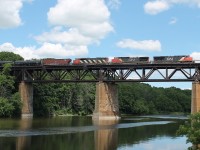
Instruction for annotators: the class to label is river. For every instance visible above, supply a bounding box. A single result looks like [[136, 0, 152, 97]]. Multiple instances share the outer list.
[[0, 115, 191, 150]]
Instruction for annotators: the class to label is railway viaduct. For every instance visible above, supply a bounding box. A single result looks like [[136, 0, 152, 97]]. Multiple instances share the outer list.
[[9, 62, 200, 119]]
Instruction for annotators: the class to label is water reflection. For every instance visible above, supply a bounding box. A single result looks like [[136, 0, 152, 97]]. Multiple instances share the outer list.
[[16, 117, 32, 150], [118, 137, 190, 150], [93, 119, 118, 150], [0, 116, 191, 150]]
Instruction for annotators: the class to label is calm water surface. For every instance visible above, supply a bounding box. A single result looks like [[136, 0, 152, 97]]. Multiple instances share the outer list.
[[0, 115, 191, 150]]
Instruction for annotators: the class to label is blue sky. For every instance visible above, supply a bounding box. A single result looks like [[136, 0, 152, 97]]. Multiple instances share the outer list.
[[0, 0, 200, 88]]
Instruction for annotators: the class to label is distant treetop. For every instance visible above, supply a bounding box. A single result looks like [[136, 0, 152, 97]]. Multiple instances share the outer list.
[[0, 51, 24, 61]]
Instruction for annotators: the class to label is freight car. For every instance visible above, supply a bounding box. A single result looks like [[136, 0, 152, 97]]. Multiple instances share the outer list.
[[0, 60, 41, 66], [0, 61, 13, 65], [14, 60, 41, 66], [73, 57, 109, 64], [153, 55, 193, 63], [13, 58, 72, 66], [42, 58, 71, 65], [111, 57, 149, 64]]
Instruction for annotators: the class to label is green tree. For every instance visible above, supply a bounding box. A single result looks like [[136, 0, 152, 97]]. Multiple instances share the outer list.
[[133, 99, 149, 114], [0, 63, 15, 97], [0, 51, 24, 61], [33, 83, 59, 116], [0, 64, 21, 117], [118, 83, 191, 115], [177, 112, 200, 150], [0, 97, 14, 117], [119, 84, 136, 114], [0, 52, 23, 117], [80, 83, 95, 115]]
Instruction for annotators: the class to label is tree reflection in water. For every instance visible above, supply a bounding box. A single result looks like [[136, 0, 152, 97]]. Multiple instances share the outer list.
[[0, 116, 191, 150]]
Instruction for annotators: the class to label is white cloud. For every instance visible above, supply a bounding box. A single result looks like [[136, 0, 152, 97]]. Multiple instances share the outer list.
[[33, 0, 113, 58], [35, 43, 88, 58], [0, 0, 33, 29], [0, 0, 23, 28], [169, 17, 178, 24], [35, 27, 94, 45], [144, 0, 200, 15], [47, 0, 113, 38], [0, 43, 38, 59], [116, 39, 161, 51], [190, 52, 200, 62], [144, 0, 170, 15], [0, 42, 88, 60]]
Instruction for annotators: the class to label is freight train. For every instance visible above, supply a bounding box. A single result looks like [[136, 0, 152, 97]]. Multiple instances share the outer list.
[[0, 55, 194, 66]]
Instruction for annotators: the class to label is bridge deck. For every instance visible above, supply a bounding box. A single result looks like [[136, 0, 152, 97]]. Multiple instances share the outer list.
[[1, 63, 199, 83]]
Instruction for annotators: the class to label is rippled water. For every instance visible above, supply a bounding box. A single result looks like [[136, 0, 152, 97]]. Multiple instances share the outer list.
[[0, 115, 191, 150]]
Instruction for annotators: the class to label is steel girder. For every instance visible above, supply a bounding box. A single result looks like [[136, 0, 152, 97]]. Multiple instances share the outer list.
[[9, 63, 200, 83]]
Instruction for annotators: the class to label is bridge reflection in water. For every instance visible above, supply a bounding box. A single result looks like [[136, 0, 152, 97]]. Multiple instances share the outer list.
[[15, 118, 119, 150], [16, 117, 32, 150], [93, 119, 118, 150], [0, 116, 191, 150]]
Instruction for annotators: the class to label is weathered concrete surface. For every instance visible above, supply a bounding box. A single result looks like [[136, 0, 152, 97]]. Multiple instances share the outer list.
[[19, 82, 33, 117], [191, 82, 200, 113], [93, 82, 120, 120]]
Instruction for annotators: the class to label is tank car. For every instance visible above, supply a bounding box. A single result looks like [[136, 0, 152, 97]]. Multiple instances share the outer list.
[[73, 57, 109, 64], [0, 61, 13, 66], [14, 60, 41, 66], [153, 55, 193, 63], [111, 57, 149, 64], [42, 58, 71, 65]]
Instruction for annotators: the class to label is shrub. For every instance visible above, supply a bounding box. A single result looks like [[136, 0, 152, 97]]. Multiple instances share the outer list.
[[177, 112, 200, 150]]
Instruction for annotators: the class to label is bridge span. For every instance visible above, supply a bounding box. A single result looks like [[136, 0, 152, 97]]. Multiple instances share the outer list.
[[3, 62, 200, 119], [11, 63, 200, 82]]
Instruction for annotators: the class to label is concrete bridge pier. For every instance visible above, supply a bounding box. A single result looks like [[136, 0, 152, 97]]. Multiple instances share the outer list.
[[19, 81, 33, 117], [93, 82, 120, 120], [191, 82, 200, 113]]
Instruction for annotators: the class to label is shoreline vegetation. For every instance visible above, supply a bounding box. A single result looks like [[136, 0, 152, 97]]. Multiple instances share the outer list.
[[177, 112, 200, 150]]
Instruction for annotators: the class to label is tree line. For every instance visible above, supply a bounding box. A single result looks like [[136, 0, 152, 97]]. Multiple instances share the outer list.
[[0, 52, 191, 117], [32, 82, 191, 116]]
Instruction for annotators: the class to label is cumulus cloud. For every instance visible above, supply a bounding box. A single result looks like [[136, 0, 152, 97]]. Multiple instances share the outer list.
[[144, 0, 200, 15], [35, 27, 94, 46], [0, 0, 23, 28], [0, 42, 88, 60], [0, 0, 32, 29], [0, 0, 113, 59], [116, 39, 161, 51], [47, 0, 113, 38], [144, 1, 170, 15], [190, 52, 200, 62], [35, 43, 88, 58], [0, 43, 38, 59], [33, 0, 114, 58]]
